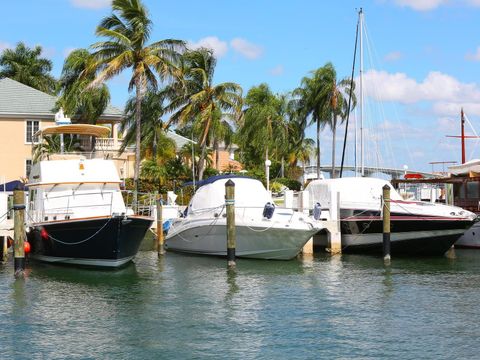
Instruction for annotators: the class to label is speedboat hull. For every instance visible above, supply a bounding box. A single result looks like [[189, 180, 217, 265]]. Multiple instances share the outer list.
[[455, 221, 480, 248], [27, 215, 153, 267], [166, 219, 318, 260], [314, 216, 474, 256]]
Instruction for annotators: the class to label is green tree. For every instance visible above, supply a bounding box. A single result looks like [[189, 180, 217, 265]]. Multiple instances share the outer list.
[[237, 84, 290, 169], [122, 90, 176, 162], [293, 65, 332, 179], [56, 48, 110, 123], [164, 48, 242, 180], [320, 63, 356, 178], [89, 0, 185, 196], [0, 42, 56, 94]]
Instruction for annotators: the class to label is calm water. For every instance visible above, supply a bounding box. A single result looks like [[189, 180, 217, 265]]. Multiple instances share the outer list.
[[1, 250, 480, 359]]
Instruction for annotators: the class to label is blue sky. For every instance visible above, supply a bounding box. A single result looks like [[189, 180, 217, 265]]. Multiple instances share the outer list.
[[1, 0, 480, 172]]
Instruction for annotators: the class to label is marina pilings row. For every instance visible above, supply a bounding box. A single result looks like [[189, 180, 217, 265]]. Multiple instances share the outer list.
[[156, 197, 165, 256], [225, 180, 236, 267], [13, 187, 25, 276], [382, 185, 391, 263]]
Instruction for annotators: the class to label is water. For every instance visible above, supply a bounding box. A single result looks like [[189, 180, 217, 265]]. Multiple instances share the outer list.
[[1, 250, 480, 359]]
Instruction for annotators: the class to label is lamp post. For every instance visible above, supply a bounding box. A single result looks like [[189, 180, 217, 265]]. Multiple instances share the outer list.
[[265, 159, 271, 192]]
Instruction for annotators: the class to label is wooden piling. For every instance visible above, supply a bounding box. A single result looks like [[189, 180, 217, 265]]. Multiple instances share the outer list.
[[382, 185, 391, 263], [13, 187, 25, 276], [156, 196, 165, 256], [225, 180, 236, 267], [2, 236, 7, 263]]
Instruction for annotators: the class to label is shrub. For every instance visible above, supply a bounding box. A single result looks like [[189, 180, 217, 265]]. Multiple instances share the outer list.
[[273, 177, 302, 191]]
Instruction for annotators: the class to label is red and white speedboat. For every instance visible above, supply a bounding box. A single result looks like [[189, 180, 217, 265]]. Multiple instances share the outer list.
[[306, 177, 476, 256]]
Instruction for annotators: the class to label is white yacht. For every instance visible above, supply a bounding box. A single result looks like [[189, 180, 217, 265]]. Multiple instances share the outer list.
[[165, 175, 321, 259], [26, 123, 153, 267], [306, 177, 476, 255]]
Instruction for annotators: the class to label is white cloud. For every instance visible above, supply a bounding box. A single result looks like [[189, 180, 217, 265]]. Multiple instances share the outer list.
[[362, 70, 480, 104], [466, 0, 480, 5], [230, 38, 263, 60], [393, 0, 448, 11], [465, 46, 480, 61], [433, 102, 480, 117], [71, 0, 111, 9], [187, 36, 228, 58], [269, 65, 284, 76], [384, 51, 402, 62]]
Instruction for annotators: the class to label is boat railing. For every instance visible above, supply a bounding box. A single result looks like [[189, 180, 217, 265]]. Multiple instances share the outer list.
[[28, 191, 115, 223], [122, 191, 157, 217], [36, 151, 119, 161]]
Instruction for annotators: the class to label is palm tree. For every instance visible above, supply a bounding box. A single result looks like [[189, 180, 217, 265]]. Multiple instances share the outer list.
[[164, 48, 242, 180], [56, 48, 110, 123], [293, 65, 333, 179], [237, 84, 290, 169], [89, 0, 185, 196], [0, 42, 57, 94], [319, 63, 357, 178], [121, 90, 175, 161], [208, 108, 235, 171]]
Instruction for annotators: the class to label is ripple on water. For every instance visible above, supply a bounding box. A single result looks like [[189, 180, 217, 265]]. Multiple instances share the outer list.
[[1, 250, 480, 359]]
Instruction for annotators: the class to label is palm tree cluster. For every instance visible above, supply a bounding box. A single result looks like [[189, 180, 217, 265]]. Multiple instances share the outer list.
[[0, 0, 356, 192]]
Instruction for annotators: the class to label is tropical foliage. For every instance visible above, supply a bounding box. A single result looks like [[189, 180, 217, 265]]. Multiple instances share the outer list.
[[56, 48, 110, 123], [163, 48, 242, 180], [89, 0, 185, 194], [0, 42, 57, 94]]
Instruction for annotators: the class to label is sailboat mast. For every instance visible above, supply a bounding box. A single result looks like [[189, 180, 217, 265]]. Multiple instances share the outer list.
[[359, 8, 365, 177]]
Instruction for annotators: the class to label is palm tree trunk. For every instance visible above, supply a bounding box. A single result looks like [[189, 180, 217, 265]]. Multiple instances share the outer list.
[[153, 128, 157, 162], [214, 139, 220, 171], [281, 157, 285, 178], [198, 143, 207, 180], [316, 119, 321, 179], [331, 115, 337, 179], [133, 76, 144, 209]]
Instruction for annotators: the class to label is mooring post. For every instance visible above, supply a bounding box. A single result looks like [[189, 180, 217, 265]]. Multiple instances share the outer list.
[[225, 180, 236, 267], [382, 185, 391, 263], [13, 187, 25, 276], [2, 236, 7, 263], [156, 196, 165, 256]]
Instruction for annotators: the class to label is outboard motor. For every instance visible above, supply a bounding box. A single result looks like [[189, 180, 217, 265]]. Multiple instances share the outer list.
[[263, 202, 275, 219], [313, 202, 322, 220]]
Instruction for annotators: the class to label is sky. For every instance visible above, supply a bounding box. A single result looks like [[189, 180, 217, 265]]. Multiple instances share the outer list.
[[1, 0, 480, 173]]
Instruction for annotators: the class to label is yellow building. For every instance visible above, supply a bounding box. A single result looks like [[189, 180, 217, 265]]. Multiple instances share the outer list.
[[0, 77, 134, 182]]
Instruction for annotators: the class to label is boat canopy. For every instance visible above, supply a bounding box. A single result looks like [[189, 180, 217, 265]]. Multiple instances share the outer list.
[[182, 174, 252, 188], [35, 124, 110, 138], [448, 159, 480, 176], [306, 177, 402, 209], [189, 177, 272, 211]]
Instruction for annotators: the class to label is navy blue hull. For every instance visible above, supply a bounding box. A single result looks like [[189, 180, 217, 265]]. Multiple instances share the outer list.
[[27, 216, 153, 267]]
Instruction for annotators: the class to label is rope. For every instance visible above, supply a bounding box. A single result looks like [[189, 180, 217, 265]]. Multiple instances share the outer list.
[[26, 211, 115, 245]]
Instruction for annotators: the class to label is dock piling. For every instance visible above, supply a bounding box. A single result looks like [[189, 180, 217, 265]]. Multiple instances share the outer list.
[[13, 187, 25, 276], [156, 196, 165, 256], [225, 180, 236, 267], [382, 185, 391, 263]]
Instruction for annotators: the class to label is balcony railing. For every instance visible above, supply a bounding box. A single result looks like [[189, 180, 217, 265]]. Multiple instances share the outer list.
[[94, 138, 135, 152]]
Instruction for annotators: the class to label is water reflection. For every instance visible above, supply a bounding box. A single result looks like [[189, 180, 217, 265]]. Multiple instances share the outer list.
[[3, 250, 480, 358]]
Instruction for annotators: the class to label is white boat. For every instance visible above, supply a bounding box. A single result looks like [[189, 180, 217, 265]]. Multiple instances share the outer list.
[[165, 175, 320, 259], [26, 123, 153, 267], [306, 177, 476, 255]]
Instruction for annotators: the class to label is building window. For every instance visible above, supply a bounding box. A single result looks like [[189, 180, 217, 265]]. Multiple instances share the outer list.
[[25, 159, 32, 178], [26, 120, 39, 143]]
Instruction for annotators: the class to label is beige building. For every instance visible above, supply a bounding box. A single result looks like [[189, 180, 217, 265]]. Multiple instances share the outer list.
[[0, 77, 134, 182]]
